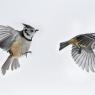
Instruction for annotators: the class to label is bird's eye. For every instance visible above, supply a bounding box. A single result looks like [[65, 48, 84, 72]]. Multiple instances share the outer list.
[[24, 29, 27, 31], [31, 30, 34, 32]]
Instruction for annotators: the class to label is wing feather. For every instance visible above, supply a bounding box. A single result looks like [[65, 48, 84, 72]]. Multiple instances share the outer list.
[[81, 52, 87, 70], [92, 53, 95, 68], [89, 54, 95, 72], [0, 25, 19, 50], [83, 53, 89, 72], [71, 45, 95, 72], [78, 50, 85, 67]]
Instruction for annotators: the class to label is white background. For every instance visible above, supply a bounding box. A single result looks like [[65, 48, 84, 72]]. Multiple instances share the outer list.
[[0, 0, 95, 95]]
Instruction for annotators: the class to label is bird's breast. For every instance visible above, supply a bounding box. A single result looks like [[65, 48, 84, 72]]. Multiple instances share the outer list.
[[10, 36, 31, 57]]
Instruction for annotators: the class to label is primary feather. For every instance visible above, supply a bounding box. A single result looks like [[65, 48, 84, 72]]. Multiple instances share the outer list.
[[0, 25, 19, 51], [71, 45, 95, 72]]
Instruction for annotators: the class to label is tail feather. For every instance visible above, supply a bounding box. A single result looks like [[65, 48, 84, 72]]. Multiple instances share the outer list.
[[1, 56, 20, 75], [1, 55, 13, 75], [11, 58, 20, 70], [59, 41, 69, 51]]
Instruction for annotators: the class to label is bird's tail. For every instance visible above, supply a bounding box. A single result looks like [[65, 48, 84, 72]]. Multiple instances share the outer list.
[[59, 41, 70, 51], [1, 55, 20, 75]]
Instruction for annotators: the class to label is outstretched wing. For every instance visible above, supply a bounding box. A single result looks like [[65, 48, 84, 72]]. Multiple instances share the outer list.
[[0, 25, 19, 50], [71, 45, 95, 72]]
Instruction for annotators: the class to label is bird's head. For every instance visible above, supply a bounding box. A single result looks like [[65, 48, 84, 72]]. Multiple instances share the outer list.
[[22, 23, 39, 41]]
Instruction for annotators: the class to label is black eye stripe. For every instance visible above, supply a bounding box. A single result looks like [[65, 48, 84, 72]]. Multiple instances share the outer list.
[[25, 28, 34, 32], [25, 29, 27, 31], [25, 31, 30, 36], [22, 31, 32, 41], [31, 30, 33, 32]]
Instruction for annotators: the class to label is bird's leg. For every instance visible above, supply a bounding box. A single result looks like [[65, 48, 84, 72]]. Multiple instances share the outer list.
[[70, 38, 82, 54], [77, 44, 82, 54], [23, 51, 32, 58], [78, 47, 81, 54], [76, 43, 82, 54]]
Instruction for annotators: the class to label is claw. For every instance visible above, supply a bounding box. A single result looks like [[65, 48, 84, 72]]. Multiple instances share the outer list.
[[78, 47, 81, 54], [23, 51, 32, 57]]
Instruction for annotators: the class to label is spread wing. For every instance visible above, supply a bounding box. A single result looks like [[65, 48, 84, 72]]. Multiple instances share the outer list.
[[71, 45, 95, 72], [0, 25, 19, 50]]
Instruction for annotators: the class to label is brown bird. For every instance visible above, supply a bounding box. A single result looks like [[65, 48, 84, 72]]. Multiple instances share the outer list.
[[59, 33, 95, 72]]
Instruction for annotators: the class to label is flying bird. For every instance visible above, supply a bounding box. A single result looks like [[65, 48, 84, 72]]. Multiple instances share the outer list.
[[0, 24, 38, 75], [59, 33, 95, 72]]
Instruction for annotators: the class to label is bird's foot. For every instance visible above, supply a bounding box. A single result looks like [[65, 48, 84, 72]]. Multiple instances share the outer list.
[[23, 51, 32, 58], [78, 48, 81, 54]]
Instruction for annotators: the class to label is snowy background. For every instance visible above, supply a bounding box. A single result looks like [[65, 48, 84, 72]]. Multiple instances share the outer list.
[[0, 0, 95, 95]]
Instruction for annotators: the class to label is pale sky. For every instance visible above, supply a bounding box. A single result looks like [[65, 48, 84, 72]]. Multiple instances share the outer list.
[[0, 0, 95, 95]]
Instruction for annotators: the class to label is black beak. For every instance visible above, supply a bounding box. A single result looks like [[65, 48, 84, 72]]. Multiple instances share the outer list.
[[35, 29, 39, 32], [22, 23, 27, 27]]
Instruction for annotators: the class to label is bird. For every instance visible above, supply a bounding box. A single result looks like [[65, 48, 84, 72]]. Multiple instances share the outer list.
[[0, 23, 38, 75], [59, 33, 95, 72]]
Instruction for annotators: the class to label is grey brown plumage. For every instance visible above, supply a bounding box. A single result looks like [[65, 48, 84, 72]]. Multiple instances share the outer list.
[[59, 33, 95, 72], [0, 24, 38, 75]]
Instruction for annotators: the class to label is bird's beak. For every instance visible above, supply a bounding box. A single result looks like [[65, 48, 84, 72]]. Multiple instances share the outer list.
[[22, 23, 26, 27], [35, 29, 39, 32]]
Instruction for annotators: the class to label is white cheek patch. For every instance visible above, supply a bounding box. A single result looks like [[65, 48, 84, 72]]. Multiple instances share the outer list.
[[23, 31, 32, 40], [30, 32, 36, 37]]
